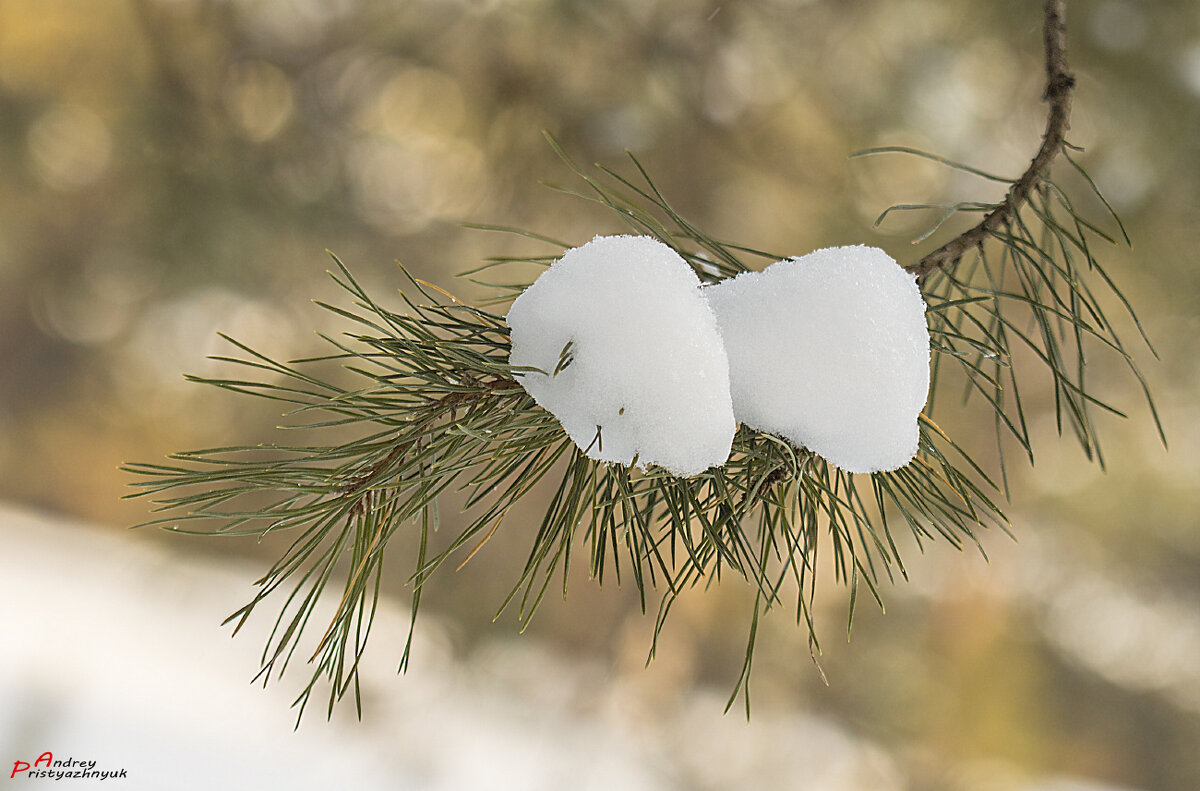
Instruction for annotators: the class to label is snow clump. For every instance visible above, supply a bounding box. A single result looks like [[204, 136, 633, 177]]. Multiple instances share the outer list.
[[705, 245, 930, 473], [506, 235, 736, 477]]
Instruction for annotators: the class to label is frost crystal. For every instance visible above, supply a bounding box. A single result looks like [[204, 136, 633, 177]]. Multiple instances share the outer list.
[[506, 235, 736, 476], [705, 245, 930, 473]]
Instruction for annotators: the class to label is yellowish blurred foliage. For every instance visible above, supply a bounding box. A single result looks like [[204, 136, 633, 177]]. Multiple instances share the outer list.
[[1, 1, 1198, 788]]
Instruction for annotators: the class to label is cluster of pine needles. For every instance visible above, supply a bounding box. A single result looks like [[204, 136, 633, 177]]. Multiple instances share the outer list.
[[123, 136, 1159, 722]]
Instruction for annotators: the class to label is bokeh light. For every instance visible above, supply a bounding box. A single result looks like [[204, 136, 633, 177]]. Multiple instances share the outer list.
[[1, 1, 1198, 788]]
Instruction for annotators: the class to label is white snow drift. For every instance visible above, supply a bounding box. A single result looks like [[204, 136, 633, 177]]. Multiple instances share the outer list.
[[705, 245, 930, 473], [507, 238, 930, 476], [505, 234, 736, 477]]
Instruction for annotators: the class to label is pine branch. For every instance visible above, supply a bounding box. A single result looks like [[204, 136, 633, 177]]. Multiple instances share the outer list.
[[908, 0, 1074, 281], [859, 0, 1162, 472], [123, 0, 1161, 722]]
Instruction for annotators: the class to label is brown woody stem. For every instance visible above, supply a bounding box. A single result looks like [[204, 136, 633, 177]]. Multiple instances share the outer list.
[[337, 377, 522, 501], [907, 0, 1074, 280]]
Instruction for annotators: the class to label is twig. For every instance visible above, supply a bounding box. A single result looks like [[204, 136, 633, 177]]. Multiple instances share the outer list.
[[337, 376, 522, 501], [907, 0, 1074, 280]]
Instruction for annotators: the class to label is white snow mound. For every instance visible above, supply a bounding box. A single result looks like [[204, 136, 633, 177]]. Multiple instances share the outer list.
[[705, 245, 930, 473], [506, 235, 736, 476]]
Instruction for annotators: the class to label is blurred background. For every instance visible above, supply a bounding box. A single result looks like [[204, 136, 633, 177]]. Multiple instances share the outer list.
[[1, 0, 1198, 788]]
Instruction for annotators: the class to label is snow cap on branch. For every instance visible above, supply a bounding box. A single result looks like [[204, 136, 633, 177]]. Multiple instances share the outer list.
[[706, 245, 930, 473], [506, 234, 736, 476]]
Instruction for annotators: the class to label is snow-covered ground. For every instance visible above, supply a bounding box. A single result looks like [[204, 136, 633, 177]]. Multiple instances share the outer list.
[[0, 503, 902, 790], [0, 503, 1156, 791]]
